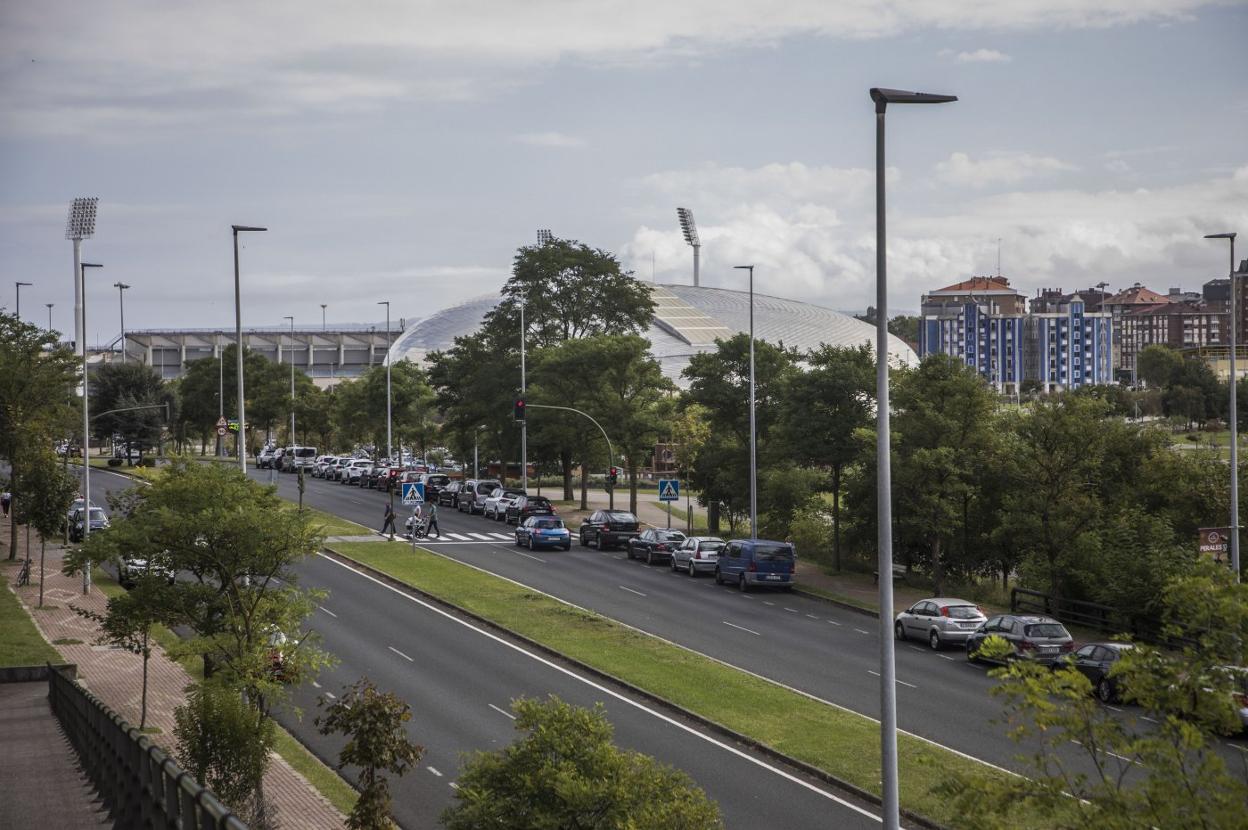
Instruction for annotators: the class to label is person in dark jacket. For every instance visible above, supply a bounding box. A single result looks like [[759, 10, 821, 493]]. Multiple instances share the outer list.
[[381, 502, 396, 538]]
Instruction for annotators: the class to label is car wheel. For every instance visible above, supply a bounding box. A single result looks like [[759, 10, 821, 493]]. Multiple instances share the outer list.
[[528, 536, 535, 551], [738, 574, 750, 593], [966, 642, 979, 663], [646, 550, 654, 566], [929, 630, 941, 651], [562, 543, 571, 551], [1095, 678, 1114, 703], [895, 621, 906, 641], [670, 557, 678, 572], [688, 561, 697, 577], [596, 534, 605, 551]]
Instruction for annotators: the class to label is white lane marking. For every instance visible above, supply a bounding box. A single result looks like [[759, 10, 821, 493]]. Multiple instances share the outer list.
[[783, 608, 799, 614], [619, 586, 647, 597], [324, 691, 337, 700], [427, 766, 443, 777], [512, 550, 546, 563], [1069, 739, 1138, 766], [388, 646, 414, 662], [488, 703, 516, 720], [311, 681, 321, 689], [323, 550, 1023, 781], [468, 533, 492, 541], [805, 614, 819, 620], [318, 606, 338, 618], [317, 553, 883, 822], [1141, 716, 1158, 724], [866, 670, 918, 689], [1105, 705, 1123, 712], [613, 555, 627, 560], [938, 654, 955, 661], [907, 646, 926, 653], [489, 532, 512, 540], [449, 782, 459, 790], [447, 533, 470, 541], [1231, 744, 1247, 755], [763, 601, 775, 606], [722, 621, 761, 636], [853, 628, 871, 635]]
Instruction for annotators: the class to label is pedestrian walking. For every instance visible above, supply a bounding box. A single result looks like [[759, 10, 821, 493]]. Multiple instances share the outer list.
[[426, 501, 440, 538], [1, 490, 10, 518], [380, 502, 396, 538]]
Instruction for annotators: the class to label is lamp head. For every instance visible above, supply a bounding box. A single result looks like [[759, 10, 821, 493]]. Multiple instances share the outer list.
[[1205, 233, 1236, 240], [734, 265, 754, 272], [676, 207, 699, 247], [81, 262, 103, 271], [113, 282, 131, 290], [870, 87, 958, 113], [232, 225, 267, 233], [16, 281, 32, 287], [65, 197, 99, 240]]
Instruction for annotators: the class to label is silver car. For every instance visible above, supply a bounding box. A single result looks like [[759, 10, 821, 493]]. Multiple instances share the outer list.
[[670, 536, 726, 576], [895, 597, 987, 650]]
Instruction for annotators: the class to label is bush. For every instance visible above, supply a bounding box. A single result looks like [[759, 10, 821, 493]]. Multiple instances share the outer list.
[[137, 456, 156, 467], [107, 458, 123, 467], [788, 506, 834, 567]]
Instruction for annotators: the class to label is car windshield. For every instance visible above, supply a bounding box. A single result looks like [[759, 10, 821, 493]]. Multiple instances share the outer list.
[[606, 512, 635, 521], [533, 518, 564, 529], [477, 483, 499, 494], [754, 543, 793, 561], [657, 531, 685, 541], [527, 497, 551, 506], [1024, 623, 1068, 638], [88, 508, 107, 521], [945, 605, 981, 619], [699, 541, 725, 552]]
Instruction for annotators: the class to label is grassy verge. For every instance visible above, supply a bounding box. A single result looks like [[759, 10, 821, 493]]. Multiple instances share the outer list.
[[301, 506, 372, 538], [0, 563, 64, 666], [329, 539, 1026, 828], [656, 502, 709, 533], [88, 457, 165, 482], [794, 581, 880, 614]]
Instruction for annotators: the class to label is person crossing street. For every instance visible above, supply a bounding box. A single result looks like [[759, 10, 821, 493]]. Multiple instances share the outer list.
[[380, 502, 396, 539], [425, 501, 440, 538]]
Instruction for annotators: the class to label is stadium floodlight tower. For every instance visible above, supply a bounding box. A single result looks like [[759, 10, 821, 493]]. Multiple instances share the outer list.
[[677, 207, 700, 287], [65, 197, 99, 352], [536, 229, 553, 246]]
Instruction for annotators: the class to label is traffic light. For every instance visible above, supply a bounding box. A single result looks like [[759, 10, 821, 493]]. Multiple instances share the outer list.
[[514, 398, 526, 421], [607, 466, 619, 488]]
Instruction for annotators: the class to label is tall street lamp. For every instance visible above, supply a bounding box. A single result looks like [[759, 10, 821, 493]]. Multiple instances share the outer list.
[[678, 208, 701, 287], [79, 262, 103, 593], [46, 303, 54, 333], [284, 316, 296, 447], [217, 332, 225, 458], [15, 281, 32, 320], [66, 197, 99, 352], [1206, 231, 1240, 581], [113, 282, 131, 363], [870, 85, 957, 830], [379, 301, 392, 461], [232, 224, 266, 474], [321, 303, 327, 332], [733, 265, 757, 538], [520, 302, 527, 492]]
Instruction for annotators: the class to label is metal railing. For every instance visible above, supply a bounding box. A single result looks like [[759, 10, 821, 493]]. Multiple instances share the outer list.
[[1009, 588, 1188, 647], [47, 665, 248, 830]]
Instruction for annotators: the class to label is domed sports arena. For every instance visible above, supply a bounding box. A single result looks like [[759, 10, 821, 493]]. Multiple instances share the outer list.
[[388, 283, 918, 387]]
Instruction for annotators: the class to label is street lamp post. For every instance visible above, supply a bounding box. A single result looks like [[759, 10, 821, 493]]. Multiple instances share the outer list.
[[1206, 232, 1240, 581], [379, 301, 392, 461], [113, 282, 130, 363], [46, 303, 54, 333], [870, 86, 957, 830], [321, 303, 327, 332], [677, 208, 701, 287], [520, 302, 527, 492], [79, 262, 103, 593], [733, 265, 757, 538], [15, 282, 32, 320], [66, 198, 98, 353], [284, 316, 296, 447], [232, 225, 266, 474], [217, 332, 225, 458]]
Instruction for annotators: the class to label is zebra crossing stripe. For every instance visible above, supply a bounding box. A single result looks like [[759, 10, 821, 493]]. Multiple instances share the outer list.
[[447, 533, 470, 541], [489, 532, 512, 540], [468, 533, 492, 540]]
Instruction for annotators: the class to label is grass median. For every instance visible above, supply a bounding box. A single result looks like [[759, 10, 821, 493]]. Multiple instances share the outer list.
[[328, 539, 1027, 828], [0, 562, 63, 666]]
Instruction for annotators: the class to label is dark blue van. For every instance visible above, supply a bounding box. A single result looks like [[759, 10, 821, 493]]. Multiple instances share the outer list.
[[714, 538, 796, 592]]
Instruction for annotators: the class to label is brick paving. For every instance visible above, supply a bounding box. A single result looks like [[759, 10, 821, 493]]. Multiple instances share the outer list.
[[4, 518, 346, 829]]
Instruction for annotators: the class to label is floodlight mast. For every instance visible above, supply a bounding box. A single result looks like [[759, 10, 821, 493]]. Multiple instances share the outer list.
[[677, 207, 700, 287], [537, 229, 553, 246], [65, 197, 99, 353]]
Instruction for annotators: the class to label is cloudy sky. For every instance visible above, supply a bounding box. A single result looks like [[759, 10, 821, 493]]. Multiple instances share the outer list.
[[1, 0, 1246, 341]]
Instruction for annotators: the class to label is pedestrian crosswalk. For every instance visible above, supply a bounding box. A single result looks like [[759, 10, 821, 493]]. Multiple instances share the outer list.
[[413, 531, 515, 545]]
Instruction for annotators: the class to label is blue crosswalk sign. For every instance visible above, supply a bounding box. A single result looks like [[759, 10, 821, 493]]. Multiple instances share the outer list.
[[658, 479, 680, 502], [401, 482, 425, 506]]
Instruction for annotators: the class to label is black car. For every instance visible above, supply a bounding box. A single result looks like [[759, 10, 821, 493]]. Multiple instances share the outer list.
[[68, 506, 110, 542], [420, 474, 451, 504], [1067, 642, 1134, 702], [966, 614, 1075, 666], [627, 529, 688, 565], [438, 480, 463, 507], [506, 495, 554, 525], [578, 510, 640, 551]]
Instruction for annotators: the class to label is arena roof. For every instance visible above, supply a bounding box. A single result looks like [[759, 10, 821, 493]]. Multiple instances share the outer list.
[[388, 284, 918, 386]]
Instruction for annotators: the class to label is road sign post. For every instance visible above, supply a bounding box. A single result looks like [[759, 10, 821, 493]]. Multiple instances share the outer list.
[[401, 481, 425, 507], [658, 479, 679, 529]]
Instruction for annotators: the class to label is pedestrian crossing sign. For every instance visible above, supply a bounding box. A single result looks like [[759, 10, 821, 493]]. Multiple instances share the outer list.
[[658, 479, 680, 502], [402, 482, 425, 506]]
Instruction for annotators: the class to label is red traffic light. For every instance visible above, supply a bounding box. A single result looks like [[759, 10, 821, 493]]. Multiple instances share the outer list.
[[514, 398, 526, 421]]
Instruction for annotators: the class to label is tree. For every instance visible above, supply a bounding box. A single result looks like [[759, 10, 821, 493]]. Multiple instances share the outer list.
[[316, 677, 423, 830], [442, 695, 722, 830], [19, 452, 78, 607], [937, 563, 1248, 829], [90, 362, 170, 461], [1136, 343, 1182, 389]]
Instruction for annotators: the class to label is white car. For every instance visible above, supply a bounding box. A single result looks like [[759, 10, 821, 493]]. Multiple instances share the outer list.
[[483, 488, 525, 521], [341, 458, 372, 484], [670, 536, 726, 576], [312, 455, 337, 477]]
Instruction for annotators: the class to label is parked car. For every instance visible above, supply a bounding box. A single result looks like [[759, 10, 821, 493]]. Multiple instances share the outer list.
[[965, 614, 1075, 666], [578, 510, 640, 550], [341, 458, 372, 485], [285, 446, 318, 472], [459, 479, 502, 514], [357, 461, 381, 487], [1066, 642, 1135, 703], [514, 516, 572, 551], [505, 494, 554, 525], [68, 506, 110, 542], [366, 464, 391, 489], [66, 498, 96, 526], [894, 598, 988, 651], [438, 480, 463, 507], [714, 538, 795, 592], [627, 529, 688, 565], [257, 446, 277, 469], [118, 554, 176, 588], [484, 487, 526, 521], [329, 457, 353, 481], [670, 536, 726, 576], [270, 447, 287, 470], [312, 455, 337, 477], [419, 473, 451, 504]]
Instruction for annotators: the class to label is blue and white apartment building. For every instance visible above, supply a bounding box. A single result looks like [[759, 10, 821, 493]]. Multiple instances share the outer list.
[[919, 276, 1113, 393]]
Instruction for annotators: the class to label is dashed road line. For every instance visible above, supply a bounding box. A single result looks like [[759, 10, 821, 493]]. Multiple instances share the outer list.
[[866, 669, 917, 689], [311, 680, 321, 689], [513, 550, 545, 563], [783, 608, 799, 614], [853, 628, 871, 635], [722, 621, 761, 636], [388, 645, 414, 662], [324, 691, 337, 700], [488, 703, 516, 720], [763, 601, 775, 606], [318, 606, 338, 618], [805, 614, 819, 620], [907, 645, 926, 653], [619, 586, 647, 597], [428, 766, 443, 777], [826, 619, 842, 626], [938, 654, 955, 661]]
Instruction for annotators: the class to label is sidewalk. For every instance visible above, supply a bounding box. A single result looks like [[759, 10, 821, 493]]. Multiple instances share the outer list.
[[4, 518, 345, 829]]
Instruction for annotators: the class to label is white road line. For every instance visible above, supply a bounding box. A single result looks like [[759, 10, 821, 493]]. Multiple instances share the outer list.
[[783, 608, 799, 614], [449, 782, 459, 790], [311, 681, 321, 689], [468, 533, 493, 540], [619, 586, 647, 597], [388, 645, 414, 662], [854, 628, 871, 635], [1106, 705, 1123, 712], [447, 533, 470, 541], [938, 654, 955, 661], [1231, 744, 1247, 755], [1141, 716, 1158, 724], [513, 550, 546, 563], [805, 614, 819, 620], [489, 533, 512, 540], [763, 601, 775, 606], [488, 703, 516, 720], [907, 646, 926, 653], [317, 553, 883, 822], [324, 691, 337, 700], [318, 606, 338, 618], [722, 621, 761, 636], [826, 619, 842, 626], [427, 766, 443, 777], [866, 670, 918, 689], [1069, 739, 1138, 766]]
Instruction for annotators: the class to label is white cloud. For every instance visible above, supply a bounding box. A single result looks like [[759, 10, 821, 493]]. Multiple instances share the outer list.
[[954, 48, 1012, 62], [0, 0, 1220, 138], [513, 131, 586, 148], [935, 152, 1077, 188]]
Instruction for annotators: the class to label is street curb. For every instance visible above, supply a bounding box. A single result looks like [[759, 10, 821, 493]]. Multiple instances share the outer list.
[[792, 587, 881, 619], [321, 544, 947, 830]]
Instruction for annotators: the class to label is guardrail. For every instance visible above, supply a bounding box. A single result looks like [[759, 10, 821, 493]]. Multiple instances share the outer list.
[[47, 665, 248, 830], [1009, 588, 1184, 646]]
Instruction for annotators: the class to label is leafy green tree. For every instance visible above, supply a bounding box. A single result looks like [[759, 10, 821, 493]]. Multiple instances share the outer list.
[[19, 454, 80, 606], [317, 677, 424, 830], [90, 361, 170, 461], [938, 563, 1248, 830], [773, 344, 875, 569], [1137, 343, 1182, 389], [174, 680, 277, 826], [442, 695, 721, 830]]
